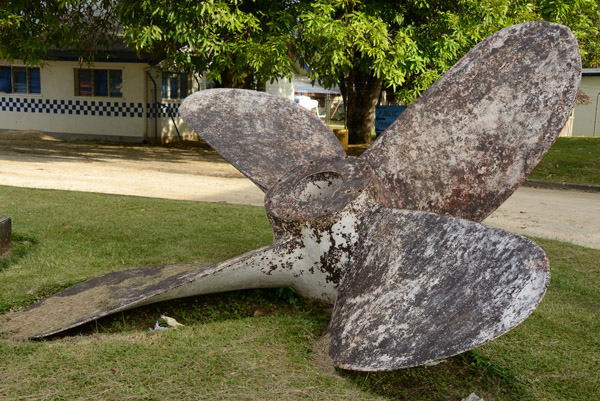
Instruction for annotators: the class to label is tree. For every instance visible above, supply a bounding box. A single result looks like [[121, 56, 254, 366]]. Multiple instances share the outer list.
[[296, 1, 421, 144], [1, 0, 598, 143], [296, 0, 600, 144], [0, 1, 298, 89], [117, 0, 298, 89], [297, 0, 537, 143], [0, 0, 121, 64]]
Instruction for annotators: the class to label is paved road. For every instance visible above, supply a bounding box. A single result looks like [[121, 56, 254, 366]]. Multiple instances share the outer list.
[[1, 132, 599, 249]]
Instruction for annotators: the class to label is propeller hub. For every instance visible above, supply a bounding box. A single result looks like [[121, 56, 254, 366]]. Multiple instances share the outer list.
[[265, 157, 381, 222]]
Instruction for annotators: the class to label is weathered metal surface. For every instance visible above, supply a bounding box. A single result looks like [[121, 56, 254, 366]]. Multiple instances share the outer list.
[[364, 21, 581, 222], [2, 244, 300, 339], [329, 206, 549, 371], [2, 262, 207, 339], [0, 22, 577, 374], [179, 89, 346, 192], [264, 156, 389, 289], [0, 216, 11, 255]]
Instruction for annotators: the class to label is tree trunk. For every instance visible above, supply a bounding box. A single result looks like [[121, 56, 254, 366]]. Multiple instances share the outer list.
[[220, 69, 256, 89], [345, 69, 383, 144]]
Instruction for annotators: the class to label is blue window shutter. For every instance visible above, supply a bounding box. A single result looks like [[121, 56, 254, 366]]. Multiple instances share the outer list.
[[95, 70, 108, 96], [30, 68, 41, 93], [0, 67, 11, 93]]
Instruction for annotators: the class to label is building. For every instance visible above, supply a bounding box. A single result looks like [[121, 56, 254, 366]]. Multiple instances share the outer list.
[[572, 68, 600, 137], [0, 47, 198, 142], [0, 47, 295, 143]]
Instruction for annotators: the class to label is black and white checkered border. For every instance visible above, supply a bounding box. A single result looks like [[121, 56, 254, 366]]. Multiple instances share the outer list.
[[0, 97, 144, 118], [147, 102, 182, 119]]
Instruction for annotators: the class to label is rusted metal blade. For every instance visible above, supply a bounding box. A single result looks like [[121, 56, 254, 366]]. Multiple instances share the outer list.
[[329, 206, 550, 371], [180, 89, 346, 192], [1, 263, 205, 339], [1, 244, 289, 339], [363, 21, 581, 222]]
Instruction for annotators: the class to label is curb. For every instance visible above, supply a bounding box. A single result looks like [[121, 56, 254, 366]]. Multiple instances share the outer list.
[[523, 179, 600, 193]]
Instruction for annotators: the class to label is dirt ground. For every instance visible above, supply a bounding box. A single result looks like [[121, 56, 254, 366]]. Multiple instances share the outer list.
[[1, 130, 599, 250]]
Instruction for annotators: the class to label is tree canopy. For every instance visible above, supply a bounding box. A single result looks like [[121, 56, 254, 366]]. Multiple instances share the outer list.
[[117, 0, 297, 88], [298, 0, 599, 142], [0, 0, 598, 143], [0, 0, 121, 64]]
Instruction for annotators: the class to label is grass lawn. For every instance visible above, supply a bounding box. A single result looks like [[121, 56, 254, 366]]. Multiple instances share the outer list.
[[528, 137, 600, 186], [1, 186, 598, 400]]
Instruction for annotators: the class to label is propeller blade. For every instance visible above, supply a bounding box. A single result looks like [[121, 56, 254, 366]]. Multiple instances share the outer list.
[[329, 206, 550, 371], [180, 89, 346, 192], [363, 21, 581, 221], [1, 244, 291, 339]]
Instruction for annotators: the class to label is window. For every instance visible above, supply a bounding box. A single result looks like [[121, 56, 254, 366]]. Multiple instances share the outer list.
[[162, 73, 190, 99], [0, 66, 41, 94], [75, 69, 122, 97]]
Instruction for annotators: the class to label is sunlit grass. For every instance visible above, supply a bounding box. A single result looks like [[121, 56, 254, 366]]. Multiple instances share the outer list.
[[1, 186, 598, 400], [528, 136, 600, 185]]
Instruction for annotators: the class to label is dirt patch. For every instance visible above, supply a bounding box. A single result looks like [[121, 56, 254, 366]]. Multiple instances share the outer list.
[[311, 333, 345, 379], [0, 130, 264, 205]]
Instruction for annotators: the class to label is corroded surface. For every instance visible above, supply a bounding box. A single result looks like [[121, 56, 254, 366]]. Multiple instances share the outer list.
[[329, 206, 550, 371], [179, 89, 345, 192], [0, 216, 11, 255], [2, 262, 206, 339], [266, 157, 389, 288], [266, 156, 386, 222], [364, 21, 581, 222]]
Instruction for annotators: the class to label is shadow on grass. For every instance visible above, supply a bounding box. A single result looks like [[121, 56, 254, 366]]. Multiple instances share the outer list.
[[45, 288, 533, 401], [341, 351, 534, 401], [49, 288, 330, 339]]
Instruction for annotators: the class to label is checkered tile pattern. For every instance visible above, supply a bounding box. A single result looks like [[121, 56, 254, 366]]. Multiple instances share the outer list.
[[147, 102, 182, 118], [0, 97, 144, 118]]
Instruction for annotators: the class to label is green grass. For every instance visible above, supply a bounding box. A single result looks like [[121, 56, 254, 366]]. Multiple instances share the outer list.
[[527, 137, 600, 185], [0, 186, 273, 313], [1, 186, 598, 400]]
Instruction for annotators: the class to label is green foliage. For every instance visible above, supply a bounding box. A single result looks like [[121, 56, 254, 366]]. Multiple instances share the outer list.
[[296, 0, 578, 103], [118, 0, 297, 87], [536, 0, 600, 67], [295, 0, 599, 142], [297, 1, 424, 92], [0, 0, 121, 64], [0, 0, 598, 140]]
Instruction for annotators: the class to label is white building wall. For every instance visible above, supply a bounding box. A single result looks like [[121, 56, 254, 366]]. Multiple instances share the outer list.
[[146, 68, 204, 143], [0, 60, 148, 141], [573, 74, 600, 137], [0, 60, 303, 143], [265, 77, 294, 100]]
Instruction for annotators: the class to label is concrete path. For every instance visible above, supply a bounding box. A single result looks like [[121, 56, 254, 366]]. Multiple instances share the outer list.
[[1, 131, 599, 249], [485, 187, 600, 250], [0, 148, 265, 206]]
